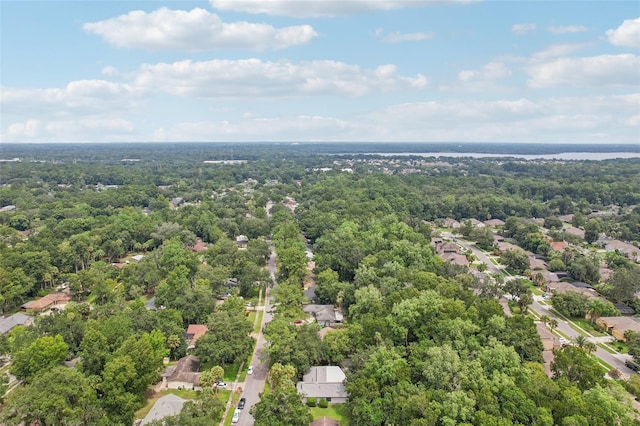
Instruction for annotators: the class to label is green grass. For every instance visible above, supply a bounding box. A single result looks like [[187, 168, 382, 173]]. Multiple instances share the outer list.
[[571, 318, 607, 337], [254, 309, 264, 333], [223, 363, 240, 382], [310, 404, 350, 425], [247, 310, 257, 326]]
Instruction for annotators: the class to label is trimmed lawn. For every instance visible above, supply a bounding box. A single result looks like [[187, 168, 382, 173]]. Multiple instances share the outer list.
[[571, 318, 607, 337], [134, 388, 229, 421], [254, 310, 264, 333], [310, 404, 349, 425], [247, 310, 257, 326], [223, 363, 240, 382]]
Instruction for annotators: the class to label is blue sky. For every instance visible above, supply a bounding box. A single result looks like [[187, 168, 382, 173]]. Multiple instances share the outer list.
[[1, 0, 638, 143]]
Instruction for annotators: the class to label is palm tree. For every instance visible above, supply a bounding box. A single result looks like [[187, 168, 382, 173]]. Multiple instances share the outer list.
[[574, 335, 597, 353], [540, 314, 551, 328], [518, 291, 534, 314], [586, 299, 609, 325], [548, 319, 558, 333]]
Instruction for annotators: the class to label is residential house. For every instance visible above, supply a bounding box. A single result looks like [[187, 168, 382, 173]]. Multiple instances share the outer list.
[[189, 238, 208, 253], [441, 218, 461, 229], [303, 305, 343, 327], [296, 366, 348, 403], [140, 394, 186, 425], [236, 235, 249, 248], [21, 292, 71, 313], [558, 214, 574, 223], [484, 218, 505, 227], [162, 355, 202, 390], [0, 313, 33, 334], [169, 197, 184, 208], [596, 317, 640, 341], [598, 237, 640, 263], [441, 252, 469, 267], [563, 226, 585, 238], [437, 242, 459, 254], [0, 205, 16, 213], [536, 322, 560, 351], [545, 282, 601, 300], [186, 324, 208, 351], [550, 241, 568, 252]]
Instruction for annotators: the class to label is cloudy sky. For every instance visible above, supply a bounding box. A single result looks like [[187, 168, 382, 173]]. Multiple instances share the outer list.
[[1, 0, 639, 144]]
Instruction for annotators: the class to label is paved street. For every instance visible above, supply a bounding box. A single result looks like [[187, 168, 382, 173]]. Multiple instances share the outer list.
[[235, 247, 277, 426]]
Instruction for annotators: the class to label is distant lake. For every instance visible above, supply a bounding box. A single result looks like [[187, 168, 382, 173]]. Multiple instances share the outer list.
[[364, 152, 640, 161]]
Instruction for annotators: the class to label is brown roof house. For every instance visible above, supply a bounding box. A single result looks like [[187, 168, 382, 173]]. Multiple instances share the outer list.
[[21, 293, 71, 313], [441, 252, 469, 267], [161, 355, 202, 390], [186, 324, 208, 351], [297, 366, 348, 403], [596, 317, 640, 341], [484, 219, 505, 228]]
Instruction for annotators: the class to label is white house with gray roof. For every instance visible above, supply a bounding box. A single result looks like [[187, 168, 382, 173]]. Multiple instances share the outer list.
[[140, 394, 186, 425], [296, 366, 348, 403], [0, 313, 33, 334]]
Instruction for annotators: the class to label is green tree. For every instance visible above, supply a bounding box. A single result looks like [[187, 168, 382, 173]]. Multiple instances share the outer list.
[[268, 362, 297, 389], [551, 345, 604, 391], [500, 249, 530, 274], [584, 219, 601, 244], [0, 366, 104, 426], [195, 310, 253, 368], [551, 291, 590, 318], [11, 334, 69, 380], [251, 385, 312, 426]]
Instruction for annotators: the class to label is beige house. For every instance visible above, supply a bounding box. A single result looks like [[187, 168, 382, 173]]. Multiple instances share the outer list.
[[21, 292, 71, 313], [596, 317, 640, 341]]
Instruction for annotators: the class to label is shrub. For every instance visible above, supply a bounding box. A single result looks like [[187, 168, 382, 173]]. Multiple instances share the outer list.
[[318, 398, 328, 408], [306, 397, 316, 407]]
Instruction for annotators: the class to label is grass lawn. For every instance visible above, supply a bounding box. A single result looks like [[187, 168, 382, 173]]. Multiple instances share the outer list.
[[223, 363, 240, 382], [571, 318, 607, 337], [254, 310, 264, 333], [310, 404, 350, 425], [247, 310, 257, 326]]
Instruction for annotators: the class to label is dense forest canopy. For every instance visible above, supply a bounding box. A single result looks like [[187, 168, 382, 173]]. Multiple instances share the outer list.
[[0, 143, 639, 425]]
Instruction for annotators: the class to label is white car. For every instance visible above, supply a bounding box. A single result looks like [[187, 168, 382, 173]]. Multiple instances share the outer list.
[[247, 365, 253, 375], [232, 409, 241, 423], [214, 381, 227, 389]]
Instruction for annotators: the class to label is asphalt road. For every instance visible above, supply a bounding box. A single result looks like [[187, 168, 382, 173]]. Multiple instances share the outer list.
[[236, 247, 277, 426]]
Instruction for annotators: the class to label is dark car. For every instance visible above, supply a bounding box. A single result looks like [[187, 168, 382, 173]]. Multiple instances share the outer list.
[[626, 360, 639, 372], [238, 398, 246, 410]]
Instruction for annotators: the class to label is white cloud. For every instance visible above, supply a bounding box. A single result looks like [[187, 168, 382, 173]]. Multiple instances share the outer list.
[[512, 23, 536, 34], [527, 54, 640, 88], [547, 25, 587, 34], [4, 94, 637, 143], [84, 7, 317, 51], [606, 17, 640, 48], [209, 0, 478, 18], [531, 42, 592, 60], [458, 62, 511, 82], [375, 29, 434, 43], [440, 62, 512, 92], [6, 118, 136, 143], [1, 80, 143, 117], [134, 59, 428, 98], [146, 94, 639, 143]]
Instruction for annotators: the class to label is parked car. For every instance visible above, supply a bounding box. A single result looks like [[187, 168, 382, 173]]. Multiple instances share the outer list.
[[558, 337, 569, 347], [214, 381, 227, 389], [247, 366, 253, 375], [238, 398, 246, 410], [626, 360, 640, 372], [232, 409, 240, 423]]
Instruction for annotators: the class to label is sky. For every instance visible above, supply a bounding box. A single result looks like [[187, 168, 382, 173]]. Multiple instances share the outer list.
[[1, 0, 639, 144]]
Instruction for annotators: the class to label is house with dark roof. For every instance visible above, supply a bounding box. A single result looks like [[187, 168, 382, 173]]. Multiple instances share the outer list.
[[0, 313, 33, 334], [162, 355, 202, 390], [303, 305, 343, 327], [296, 366, 348, 403], [140, 394, 186, 425]]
